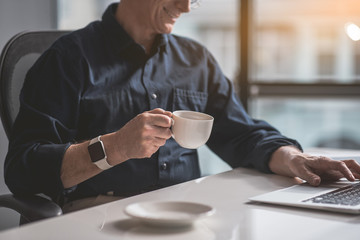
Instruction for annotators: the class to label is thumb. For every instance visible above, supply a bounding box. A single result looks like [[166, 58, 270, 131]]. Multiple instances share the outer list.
[[303, 170, 321, 186]]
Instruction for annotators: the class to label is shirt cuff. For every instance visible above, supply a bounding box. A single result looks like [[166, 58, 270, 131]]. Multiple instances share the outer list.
[[33, 142, 71, 201]]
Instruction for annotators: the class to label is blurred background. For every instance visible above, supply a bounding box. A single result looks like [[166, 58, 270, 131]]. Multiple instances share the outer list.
[[0, 0, 359, 230]]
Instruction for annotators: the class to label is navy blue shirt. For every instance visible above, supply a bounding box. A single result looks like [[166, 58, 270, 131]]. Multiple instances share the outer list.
[[5, 4, 301, 203]]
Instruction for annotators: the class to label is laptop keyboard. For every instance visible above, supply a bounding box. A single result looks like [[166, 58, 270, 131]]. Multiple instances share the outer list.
[[303, 182, 360, 206]]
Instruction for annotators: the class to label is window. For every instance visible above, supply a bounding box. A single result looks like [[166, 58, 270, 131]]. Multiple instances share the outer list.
[[251, 97, 360, 149], [316, 28, 337, 77], [250, 0, 360, 148], [355, 43, 360, 76], [253, 25, 295, 81]]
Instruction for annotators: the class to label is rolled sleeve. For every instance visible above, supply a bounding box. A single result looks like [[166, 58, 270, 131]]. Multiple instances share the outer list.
[[4, 47, 82, 201], [5, 142, 71, 200]]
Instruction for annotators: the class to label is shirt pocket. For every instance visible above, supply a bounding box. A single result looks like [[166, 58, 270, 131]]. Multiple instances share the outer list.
[[172, 88, 208, 112]]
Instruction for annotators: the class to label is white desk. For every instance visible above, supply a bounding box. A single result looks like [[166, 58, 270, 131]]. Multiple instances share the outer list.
[[1, 150, 360, 240]]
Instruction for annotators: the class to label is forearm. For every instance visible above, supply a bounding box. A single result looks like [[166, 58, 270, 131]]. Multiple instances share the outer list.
[[60, 133, 126, 189]]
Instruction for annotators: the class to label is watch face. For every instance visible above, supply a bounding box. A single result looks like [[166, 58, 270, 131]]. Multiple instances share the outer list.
[[88, 141, 106, 162]]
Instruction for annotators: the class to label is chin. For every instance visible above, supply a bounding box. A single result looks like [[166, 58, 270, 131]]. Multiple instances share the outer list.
[[154, 22, 174, 34], [162, 25, 174, 34]]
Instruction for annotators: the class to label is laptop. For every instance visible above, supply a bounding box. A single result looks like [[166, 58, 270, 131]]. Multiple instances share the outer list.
[[249, 155, 360, 214]]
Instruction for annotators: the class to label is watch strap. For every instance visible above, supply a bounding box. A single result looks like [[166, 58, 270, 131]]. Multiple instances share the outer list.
[[88, 136, 112, 170], [94, 158, 113, 170]]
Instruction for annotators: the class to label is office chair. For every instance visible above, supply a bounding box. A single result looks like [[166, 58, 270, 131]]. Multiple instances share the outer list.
[[0, 31, 70, 225]]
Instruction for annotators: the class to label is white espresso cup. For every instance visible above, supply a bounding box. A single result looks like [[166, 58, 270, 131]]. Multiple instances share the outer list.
[[171, 110, 214, 149]]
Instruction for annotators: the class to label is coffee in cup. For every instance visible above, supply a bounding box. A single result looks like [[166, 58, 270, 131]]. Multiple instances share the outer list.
[[171, 110, 214, 149]]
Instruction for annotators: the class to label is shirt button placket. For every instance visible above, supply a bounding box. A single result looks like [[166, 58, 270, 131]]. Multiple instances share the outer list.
[[143, 59, 159, 109]]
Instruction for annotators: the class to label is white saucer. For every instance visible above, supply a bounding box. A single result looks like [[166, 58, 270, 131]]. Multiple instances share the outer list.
[[124, 201, 215, 227]]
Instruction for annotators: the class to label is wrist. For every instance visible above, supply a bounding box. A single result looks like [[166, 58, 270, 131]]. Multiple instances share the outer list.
[[269, 145, 301, 177], [101, 133, 128, 166]]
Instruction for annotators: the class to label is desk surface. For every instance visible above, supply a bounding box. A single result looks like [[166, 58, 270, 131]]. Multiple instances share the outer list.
[[1, 149, 360, 240]]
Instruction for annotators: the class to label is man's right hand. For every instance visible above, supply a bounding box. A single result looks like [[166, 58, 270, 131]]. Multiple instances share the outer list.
[[61, 108, 172, 188], [106, 108, 173, 165]]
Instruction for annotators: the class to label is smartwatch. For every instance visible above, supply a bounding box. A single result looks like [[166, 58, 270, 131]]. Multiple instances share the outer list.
[[88, 136, 112, 170]]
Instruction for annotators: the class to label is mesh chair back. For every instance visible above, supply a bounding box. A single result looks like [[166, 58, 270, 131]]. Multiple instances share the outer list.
[[0, 31, 70, 138]]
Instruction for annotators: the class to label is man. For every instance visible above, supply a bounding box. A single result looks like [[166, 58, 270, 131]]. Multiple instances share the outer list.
[[5, 0, 360, 210]]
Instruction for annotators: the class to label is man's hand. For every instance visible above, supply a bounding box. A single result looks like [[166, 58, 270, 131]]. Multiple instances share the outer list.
[[61, 108, 172, 188], [269, 146, 360, 186], [108, 108, 172, 165]]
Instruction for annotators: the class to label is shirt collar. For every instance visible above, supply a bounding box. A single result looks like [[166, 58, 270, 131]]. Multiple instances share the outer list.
[[101, 3, 169, 55], [101, 3, 134, 53], [153, 34, 169, 54]]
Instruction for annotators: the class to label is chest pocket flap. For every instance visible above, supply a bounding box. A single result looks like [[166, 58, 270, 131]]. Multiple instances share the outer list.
[[172, 88, 208, 113]]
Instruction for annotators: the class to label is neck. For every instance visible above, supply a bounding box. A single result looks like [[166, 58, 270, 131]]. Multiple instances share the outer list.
[[115, 1, 156, 54]]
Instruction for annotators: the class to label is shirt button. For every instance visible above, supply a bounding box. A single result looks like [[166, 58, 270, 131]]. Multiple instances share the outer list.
[[160, 162, 167, 170], [151, 93, 157, 100]]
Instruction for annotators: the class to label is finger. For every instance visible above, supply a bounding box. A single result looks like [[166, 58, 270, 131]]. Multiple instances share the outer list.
[[319, 170, 344, 181], [352, 172, 360, 180], [343, 159, 360, 172], [343, 159, 360, 180], [163, 111, 173, 118], [148, 108, 172, 119], [333, 161, 355, 181], [142, 124, 171, 140], [324, 160, 356, 181], [291, 162, 321, 186], [301, 169, 321, 186], [307, 156, 356, 181], [148, 108, 166, 114], [150, 114, 172, 128], [154, 137, 167, 146], [152, 126, 172, 139]]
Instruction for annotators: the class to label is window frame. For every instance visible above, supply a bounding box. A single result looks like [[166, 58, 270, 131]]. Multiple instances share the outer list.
[[237, 0, 360, 111]]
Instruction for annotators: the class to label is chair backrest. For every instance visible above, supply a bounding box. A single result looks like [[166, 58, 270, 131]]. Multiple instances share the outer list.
[[0, 31, 70, 138]]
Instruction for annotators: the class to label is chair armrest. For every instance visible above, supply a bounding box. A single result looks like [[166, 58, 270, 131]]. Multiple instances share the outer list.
[[0, 194, 62, 223]]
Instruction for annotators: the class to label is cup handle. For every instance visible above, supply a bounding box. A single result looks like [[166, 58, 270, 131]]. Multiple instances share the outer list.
[[170, 118, 175, 138]]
